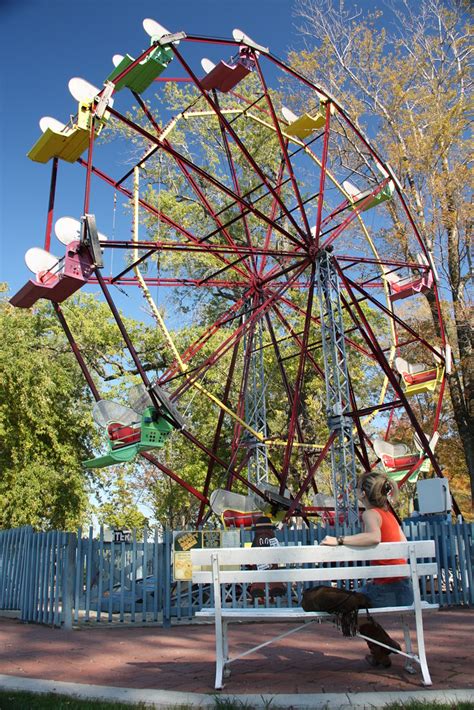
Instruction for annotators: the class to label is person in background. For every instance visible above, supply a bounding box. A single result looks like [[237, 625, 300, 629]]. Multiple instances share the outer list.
[[321, 471, 412, 667]]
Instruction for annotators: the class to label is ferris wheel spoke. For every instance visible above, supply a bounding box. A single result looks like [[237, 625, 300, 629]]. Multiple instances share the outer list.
[[108, 105, 306, 250], [320, 177, 392, 250], [279, 262, 317, 493], [174, 260, 309, 400], [277, 291, 374, 361], [259, 158, 286, 276], [141, 451, 209, 503], [263, 309, 323, 488], [196, 336, 242, 525], [284, 432, 336, 520], [170, 45, 310, 244], [213, 93, 259, 274], [77, 157, 253, 284], [347, 378, 372, 471], [161, 290, 252, 386], [166, 147, 254, 274], [342, 273, 445, 362], [253, 56, 313, 241], [270, 302, 324, 379], [337, 272, 446, 480], [313, 101, 332, 249], [229, 317, 256, 456]]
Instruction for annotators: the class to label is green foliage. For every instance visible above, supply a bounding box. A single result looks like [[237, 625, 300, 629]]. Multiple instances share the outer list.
[[0, 290, 159, 530], [95, 470, 148, 531], [0, 296, 92, 529], [292, 0, 473, 508]]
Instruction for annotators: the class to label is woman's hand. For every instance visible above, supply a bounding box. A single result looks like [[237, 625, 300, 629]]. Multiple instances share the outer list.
[[321, 535, 338, 546]]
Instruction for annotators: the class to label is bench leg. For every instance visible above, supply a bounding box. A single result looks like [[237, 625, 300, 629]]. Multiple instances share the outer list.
[[215, 619, 231, 688], [400, 615, 416, 675], [215, 645, 224, 689], [414, 607, 432, 686], [222, 620, 231, 680], [214, 615, 225, 689]]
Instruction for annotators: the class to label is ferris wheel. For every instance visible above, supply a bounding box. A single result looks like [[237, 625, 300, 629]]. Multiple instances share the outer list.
[[11, 20, 455, 527]]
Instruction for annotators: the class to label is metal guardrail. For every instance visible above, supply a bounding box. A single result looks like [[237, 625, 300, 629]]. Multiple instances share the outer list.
[[1, 520, 472, 627]]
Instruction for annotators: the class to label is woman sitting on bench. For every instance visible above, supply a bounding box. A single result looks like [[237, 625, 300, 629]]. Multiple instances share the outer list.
[[322, 472, 412, 667]]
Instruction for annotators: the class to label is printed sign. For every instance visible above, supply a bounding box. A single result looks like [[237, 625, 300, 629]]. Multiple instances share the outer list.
[[113, 529, 132, 543], [172, 529, 240, 581]]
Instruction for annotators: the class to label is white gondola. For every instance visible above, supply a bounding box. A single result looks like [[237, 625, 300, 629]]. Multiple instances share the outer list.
[[92, 399, 141, 430], [142, 18, 181, 44], [210, 488, 264, 529], [39, 116, 66, 133], [68, 77, 100, 103], [373, 431, 440, 482]]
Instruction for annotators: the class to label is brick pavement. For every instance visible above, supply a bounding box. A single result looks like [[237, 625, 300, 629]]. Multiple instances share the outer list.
[[1, 609, 473, 696]]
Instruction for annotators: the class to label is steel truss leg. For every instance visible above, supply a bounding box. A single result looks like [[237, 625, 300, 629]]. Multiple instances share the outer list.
[[244, 308, 269, 486], [316, 250, 359, 527]]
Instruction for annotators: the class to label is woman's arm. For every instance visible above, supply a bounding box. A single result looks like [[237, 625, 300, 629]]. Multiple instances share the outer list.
[[321, 509, 382, 546]]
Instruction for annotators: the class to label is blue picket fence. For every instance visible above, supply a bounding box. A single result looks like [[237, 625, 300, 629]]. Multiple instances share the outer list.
[[1, 520, 473, 627]]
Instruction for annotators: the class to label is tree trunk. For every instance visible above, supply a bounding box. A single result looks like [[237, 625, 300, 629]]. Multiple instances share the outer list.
[[426, 290, 474, 509]]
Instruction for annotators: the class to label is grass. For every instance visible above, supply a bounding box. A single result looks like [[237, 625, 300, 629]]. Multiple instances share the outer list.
[[382, 703, 474, 710], [0, 690, 154, 709], [0, 690, 472, 710]]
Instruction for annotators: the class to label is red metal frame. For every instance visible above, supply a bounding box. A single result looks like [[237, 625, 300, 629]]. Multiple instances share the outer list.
[[17, 30, 454, 523]]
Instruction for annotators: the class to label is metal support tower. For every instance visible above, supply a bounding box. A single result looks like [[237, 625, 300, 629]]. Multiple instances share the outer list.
[[244, 313, 269, 486], [317, 249, 359, 527]]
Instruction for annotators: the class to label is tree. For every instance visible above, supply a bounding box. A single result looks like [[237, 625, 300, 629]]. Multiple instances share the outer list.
[[95, 471, 148, 531], [291, 0, 473, 507], [0, 287, 163, 529], [0, 292, 93, 528]]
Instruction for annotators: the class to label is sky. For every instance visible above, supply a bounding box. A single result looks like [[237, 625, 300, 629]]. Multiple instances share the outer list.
[[0, 0, 313, 297]]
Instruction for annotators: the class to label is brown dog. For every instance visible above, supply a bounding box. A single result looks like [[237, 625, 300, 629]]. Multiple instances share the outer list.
[[359, 618, 402, 667], [302, 585, 371, 636]]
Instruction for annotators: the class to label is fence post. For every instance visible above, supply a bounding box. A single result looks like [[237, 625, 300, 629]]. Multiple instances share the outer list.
[[163, 529, 171, 628], [62, 532, 76, 630]]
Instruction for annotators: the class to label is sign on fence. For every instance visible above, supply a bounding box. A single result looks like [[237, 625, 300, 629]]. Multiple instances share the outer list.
[[173, 529, 240, 581], [113, 529, 132, 543]]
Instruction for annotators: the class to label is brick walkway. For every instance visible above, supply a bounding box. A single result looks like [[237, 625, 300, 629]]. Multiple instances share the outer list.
[[1, 609, 473, 696]]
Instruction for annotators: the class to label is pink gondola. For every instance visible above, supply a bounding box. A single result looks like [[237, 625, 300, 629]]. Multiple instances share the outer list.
[[10, 241, 94, 308], [200, 47, 255, 93], [383, 254, 433, 301]]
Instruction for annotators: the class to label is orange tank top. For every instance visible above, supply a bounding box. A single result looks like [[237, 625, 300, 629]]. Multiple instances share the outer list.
[[371, 507, 407, 584]]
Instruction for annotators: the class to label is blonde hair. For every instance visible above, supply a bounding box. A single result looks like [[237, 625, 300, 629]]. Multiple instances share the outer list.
[[358, 472, 398, 508]]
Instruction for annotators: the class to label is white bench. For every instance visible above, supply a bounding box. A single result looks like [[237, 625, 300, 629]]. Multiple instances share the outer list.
[[191, 540, 438, 689]]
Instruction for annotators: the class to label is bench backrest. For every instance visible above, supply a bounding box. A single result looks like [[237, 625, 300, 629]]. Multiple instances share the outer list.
[[191, 541, 437, 586]]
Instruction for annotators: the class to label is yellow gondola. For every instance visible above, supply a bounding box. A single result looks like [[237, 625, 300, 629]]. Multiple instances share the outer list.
[[395, 357, 444, 396], [281, 99, 334, 139], [28, 103, 108, 164]]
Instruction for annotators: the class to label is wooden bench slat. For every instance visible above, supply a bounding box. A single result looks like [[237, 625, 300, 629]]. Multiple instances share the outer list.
[[195, 601, 440, 619], [193, 562, 438, 585], [191, 540, 435, 566]]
